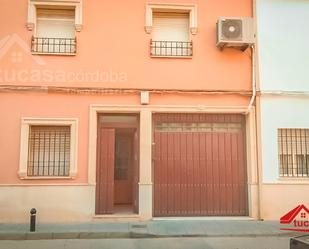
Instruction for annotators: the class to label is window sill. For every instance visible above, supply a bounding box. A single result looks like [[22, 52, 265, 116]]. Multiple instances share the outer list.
[[278, 177, 309, 180], [31, 52, 76, 56], [20, 177, 74, 180], [18, 173, 76, 180], [275, 177, 309, 184], [150, 55, 192, 59]]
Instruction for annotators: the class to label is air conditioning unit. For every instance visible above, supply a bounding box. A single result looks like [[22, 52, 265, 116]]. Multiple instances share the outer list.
[[216, 17, 255, 51]]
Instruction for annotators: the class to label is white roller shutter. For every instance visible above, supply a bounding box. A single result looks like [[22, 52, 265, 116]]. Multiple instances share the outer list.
[[36, 8, 75, 38], [152, 12, 189, 41]]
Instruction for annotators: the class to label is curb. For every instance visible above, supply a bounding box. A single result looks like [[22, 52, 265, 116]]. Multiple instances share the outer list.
[[0, 231, 301, 240]]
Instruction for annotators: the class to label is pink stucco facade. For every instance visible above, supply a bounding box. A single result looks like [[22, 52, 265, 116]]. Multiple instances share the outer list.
[[0, 0, 256, 222]]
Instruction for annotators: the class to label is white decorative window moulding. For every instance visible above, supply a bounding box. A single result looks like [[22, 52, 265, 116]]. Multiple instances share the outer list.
[[27, 0, 83, 32], [18, 118, 78, 179], [145, 3, 198, 35]]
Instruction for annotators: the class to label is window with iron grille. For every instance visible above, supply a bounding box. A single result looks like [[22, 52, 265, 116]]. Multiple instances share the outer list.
[[31, 7, 76, 54], [151, 12, 192, 57], [278, 129, 309, 177], [27, 126, 71, 177]]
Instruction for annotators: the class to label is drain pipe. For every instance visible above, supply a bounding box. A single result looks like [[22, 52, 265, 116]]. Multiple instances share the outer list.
[[255, 96, 263, 221], [246, 42, 262, 220], [248, 0, 262, 221], [246, 45, 256, 114]]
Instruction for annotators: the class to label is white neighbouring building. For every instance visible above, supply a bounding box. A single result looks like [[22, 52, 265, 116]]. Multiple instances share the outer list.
[[256, 0, 309, 220]]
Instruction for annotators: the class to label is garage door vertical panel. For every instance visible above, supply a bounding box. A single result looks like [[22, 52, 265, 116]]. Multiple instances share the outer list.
[[163, 132, 169, 215], [167, 131, 174, 215], [159, 131, 169, 216], [153, 131, 161, 216], [192, 115, 201, 215], [184, 132, 192, 215], [237, 128, 248, 215], [205, 132, 214, 215], [179, 131, 188, 215], [218, 132, 227, 215], [231, 132, 240, 214], [224, 132, 233, 215], [193, 131, 201, 215], [199, 131, 207, 215], [211, 131, 220, 215], [173, 132, 181, 215]]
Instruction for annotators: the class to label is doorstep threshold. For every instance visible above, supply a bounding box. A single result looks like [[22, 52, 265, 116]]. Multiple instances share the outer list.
[[152, 216, 255, 221], [93, 214, 140, 219]]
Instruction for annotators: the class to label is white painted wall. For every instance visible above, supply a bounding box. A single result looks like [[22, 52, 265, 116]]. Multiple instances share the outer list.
[[257, 0, 309, 91], [257, 1, 309, 220], [260, 96, 309, 182], [261, 184, 309, 220]]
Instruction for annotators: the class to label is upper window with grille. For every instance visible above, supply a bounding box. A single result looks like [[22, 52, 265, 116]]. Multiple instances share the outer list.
[[278, 129, 309, 177], [27, 126, 71, 177], [18, 118, 78, 179], [31, 6, 76, 54], [150, 11, 192, 57]]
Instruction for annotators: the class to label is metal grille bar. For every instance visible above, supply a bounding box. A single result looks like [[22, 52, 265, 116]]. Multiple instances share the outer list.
[[31, 36, 76, 54], [150, 40, 193, 57], [278, 129, 309, 177], [27, 126, 71, 177]]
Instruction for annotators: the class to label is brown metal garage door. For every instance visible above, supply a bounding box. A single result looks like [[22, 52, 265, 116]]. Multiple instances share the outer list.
[[153, 113, 248, 216]]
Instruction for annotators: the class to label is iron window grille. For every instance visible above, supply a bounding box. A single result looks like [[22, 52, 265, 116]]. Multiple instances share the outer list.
[[27, 126, 71, 177], [31, 36, 76, 55], [278, 129, 309, 177], [150, 40, 193, 57]]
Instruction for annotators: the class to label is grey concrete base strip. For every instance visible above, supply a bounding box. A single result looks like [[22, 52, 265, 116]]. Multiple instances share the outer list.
[[0, 231, 302, 240], [0, 233, 27, 240]]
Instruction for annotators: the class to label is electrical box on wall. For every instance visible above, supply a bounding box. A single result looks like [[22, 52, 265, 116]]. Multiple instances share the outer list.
[[140, 91, 150, 105], [216, 17, 255, 51]]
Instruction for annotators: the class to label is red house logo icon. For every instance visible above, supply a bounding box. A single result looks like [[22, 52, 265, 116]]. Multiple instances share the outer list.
[[280, 204, 309, 232]]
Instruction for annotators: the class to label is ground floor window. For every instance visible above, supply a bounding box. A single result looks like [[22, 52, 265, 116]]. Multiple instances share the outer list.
[[278, 128, 309, 177], [18, 118, 78, 179], [27, 125, 71, 177]]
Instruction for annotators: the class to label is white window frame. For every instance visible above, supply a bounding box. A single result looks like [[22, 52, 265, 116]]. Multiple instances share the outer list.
[[145, 3, 197, 35], [27, 0, 83, 32], [18, 118, 78, 179]]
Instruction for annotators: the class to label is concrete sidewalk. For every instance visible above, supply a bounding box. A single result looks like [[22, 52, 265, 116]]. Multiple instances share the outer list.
[[0, 220, 303, 240]]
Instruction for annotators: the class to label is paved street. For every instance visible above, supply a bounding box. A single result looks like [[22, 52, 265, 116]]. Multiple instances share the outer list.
[[0, 237, 290, 249]]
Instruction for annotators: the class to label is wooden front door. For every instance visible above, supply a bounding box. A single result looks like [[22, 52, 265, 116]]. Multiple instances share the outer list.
[[96, 114, 139, 214], [96, 128, 115, 214], [114, 130, 134, 204]]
